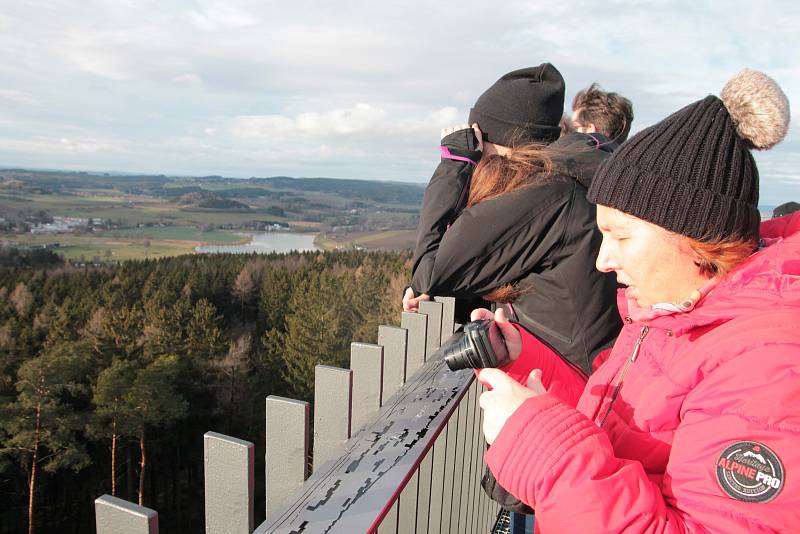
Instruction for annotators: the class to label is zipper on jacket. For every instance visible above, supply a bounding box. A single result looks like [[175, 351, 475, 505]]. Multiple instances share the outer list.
[[446, 176, 472, 229], [525, 316, 573, 345], [597, 326, 649, 428], [559, 349, 590, 381]]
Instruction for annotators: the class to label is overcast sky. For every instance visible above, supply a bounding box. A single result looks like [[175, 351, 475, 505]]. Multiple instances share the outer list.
[[0, 0, 798, 204]]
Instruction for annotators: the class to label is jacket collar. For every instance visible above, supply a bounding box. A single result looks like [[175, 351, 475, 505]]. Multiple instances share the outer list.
[[618, 212, 800, 335], [549, 132, 615, 189]]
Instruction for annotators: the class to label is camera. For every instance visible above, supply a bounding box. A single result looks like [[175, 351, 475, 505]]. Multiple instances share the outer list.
[[443, 319, 509, 371]]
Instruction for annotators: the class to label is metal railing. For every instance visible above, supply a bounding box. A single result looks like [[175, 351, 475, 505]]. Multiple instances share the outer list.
[[94, 297, 501, 533]]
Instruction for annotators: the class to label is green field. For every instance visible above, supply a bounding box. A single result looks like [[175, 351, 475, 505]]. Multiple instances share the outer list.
[[0, 192, 291, 227], [58, 240, 196, 262], [104, 226, 246, 244], [1, 170, 424, 260], [1, 227, 251, 261], [315, 229, 416, 251]]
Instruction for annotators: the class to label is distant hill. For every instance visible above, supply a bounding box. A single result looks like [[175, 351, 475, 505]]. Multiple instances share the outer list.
[[244, 176, 424, 204], [174, 191, 250, 211], [0, 168, 425, 205], [0, 168, 424, 238]]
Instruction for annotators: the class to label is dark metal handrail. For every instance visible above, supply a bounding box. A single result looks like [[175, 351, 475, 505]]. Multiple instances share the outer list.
[[257, 343, 473, 533]]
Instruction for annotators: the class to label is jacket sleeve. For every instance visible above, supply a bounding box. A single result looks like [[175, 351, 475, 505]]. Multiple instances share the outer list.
[[485, 342, 800, 533], [411, 130, 481, 294], [415, 181, 572, 297], [498, 324, 587, 407]]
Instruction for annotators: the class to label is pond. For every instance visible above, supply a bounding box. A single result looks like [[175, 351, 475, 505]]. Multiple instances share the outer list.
[[195, 232, 320, 254]]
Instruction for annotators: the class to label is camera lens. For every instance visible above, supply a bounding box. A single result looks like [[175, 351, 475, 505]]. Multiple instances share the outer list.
[[443, 320, 499, 371], [443, 334, 478, 370]]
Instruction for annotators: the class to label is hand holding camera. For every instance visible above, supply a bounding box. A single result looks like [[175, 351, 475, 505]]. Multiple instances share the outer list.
[[442, 308, 542, 446], [443, 307, 522, 370]]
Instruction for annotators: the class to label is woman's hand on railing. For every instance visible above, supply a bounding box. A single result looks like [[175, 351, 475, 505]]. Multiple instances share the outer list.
[[477, 368, 546, 445], [470, 307, 522, 361], [403, 287, 431, 312]]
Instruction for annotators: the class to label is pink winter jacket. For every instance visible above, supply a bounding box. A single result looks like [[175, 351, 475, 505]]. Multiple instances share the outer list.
[[486, 212, 800, 533]]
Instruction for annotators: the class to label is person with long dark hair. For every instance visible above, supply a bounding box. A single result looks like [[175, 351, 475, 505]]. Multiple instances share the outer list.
[[405, 64, 621, 377]]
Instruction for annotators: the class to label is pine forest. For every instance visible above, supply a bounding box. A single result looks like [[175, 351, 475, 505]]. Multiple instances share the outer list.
[[0, 248, 411, 533]]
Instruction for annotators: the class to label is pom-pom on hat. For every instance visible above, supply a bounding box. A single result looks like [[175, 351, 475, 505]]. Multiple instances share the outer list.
[[588, 69, 790, 243], [468, 64, 565, 146]]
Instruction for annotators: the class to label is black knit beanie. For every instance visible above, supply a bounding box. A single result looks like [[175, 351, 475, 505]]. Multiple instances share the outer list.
[[588, 69, 790, 243], [468, 64, 564, 146]]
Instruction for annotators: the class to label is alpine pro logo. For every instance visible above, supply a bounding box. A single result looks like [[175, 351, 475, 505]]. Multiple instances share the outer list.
[[715, 441, 784, 503]]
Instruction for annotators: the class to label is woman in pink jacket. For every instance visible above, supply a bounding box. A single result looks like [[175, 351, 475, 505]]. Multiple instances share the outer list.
[[475, 69, 798, 533]]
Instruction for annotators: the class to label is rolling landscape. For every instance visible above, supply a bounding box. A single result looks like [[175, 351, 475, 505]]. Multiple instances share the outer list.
[[0, 167, 428, 533], [0, 169, 425, 262]]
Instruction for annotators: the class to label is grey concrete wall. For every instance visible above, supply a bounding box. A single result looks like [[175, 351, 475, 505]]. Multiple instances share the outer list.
[[434, 296, 456, 344], [265, 396, 310, 517], [203, 432, 254, 534], [350, 342, 383, 433], [377, 325, 407, 401], [400, 311, 427, 376], [95, 495, 158, 534], [313, 365, 353, 470], [418, 301, 443, 360]]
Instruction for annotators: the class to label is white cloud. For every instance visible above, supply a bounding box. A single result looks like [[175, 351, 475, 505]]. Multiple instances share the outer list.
[[0, 135, 129, 155], [226, 103, 462, 170], [0, 0, 796, 195], [427, 107, 460, 128], [53, 26, 172, 81], [172, 73, 204, 86], [0, 89, 40, 106], [231, 103, 389, 139], [185, 4, 259, 31]]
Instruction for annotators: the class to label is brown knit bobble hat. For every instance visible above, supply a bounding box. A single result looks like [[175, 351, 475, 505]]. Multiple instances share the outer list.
[[588, 69, 790, 243]]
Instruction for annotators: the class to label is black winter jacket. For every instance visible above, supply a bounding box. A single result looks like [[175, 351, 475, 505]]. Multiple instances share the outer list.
[[411, 131, 621, 374]]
